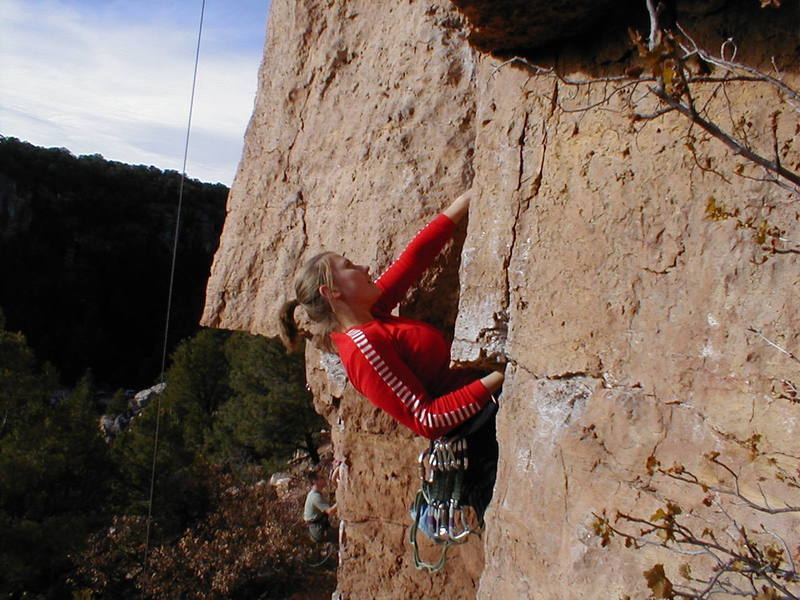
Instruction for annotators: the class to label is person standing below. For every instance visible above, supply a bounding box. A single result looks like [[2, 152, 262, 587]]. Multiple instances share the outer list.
[[303, 471, 337, 543]]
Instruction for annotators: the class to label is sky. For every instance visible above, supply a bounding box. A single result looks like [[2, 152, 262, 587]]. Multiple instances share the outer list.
[[0, 0, 271, 185]]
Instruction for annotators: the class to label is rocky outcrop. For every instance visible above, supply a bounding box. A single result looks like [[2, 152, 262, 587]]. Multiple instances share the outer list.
[[203, 1, 800, 598], [99, 383, 166, 440]]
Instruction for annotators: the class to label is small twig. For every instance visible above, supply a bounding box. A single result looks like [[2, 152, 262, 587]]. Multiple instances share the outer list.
[[720, 37, 738, 63], [720, 79, 740, 138], [771, 57, 782, 79], [756, 482, 772, 511], [705, 455, 740, 488], [771, 111, 782, 170], [691, 45, 800, 105], [713, 467, 800, 514], [710, 501, 742, 547], [696, 559, 736, 599], [685, 135, 733, 183], [634, 106, 677, 120], [677, 23, 800, 107], [760, 571, 800, 600], [492, 55, 644, 87], [721, 483, 799, 514], [747, 327, 800, 366], [761, 525, 796, 574], [490, 57, 553, 78]]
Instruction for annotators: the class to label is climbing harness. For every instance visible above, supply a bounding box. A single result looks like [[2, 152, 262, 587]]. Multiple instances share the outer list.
[[409, 398, 499, 573]]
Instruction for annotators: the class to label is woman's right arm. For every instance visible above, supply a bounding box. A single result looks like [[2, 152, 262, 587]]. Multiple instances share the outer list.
[[480, 370, 505, 395], [445, 188, 505, 396]]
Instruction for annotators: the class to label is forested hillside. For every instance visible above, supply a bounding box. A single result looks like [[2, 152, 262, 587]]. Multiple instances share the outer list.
[[0, 138, 331, 599], [1, 314, 329, 599], [0, 136, 227, 387]]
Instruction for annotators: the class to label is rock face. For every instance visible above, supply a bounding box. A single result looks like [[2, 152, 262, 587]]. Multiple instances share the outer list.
[[203, 1, 800, 598]]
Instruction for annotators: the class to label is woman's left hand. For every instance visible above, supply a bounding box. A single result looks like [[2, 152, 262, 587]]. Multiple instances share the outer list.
[[443, 188, 474, 223]]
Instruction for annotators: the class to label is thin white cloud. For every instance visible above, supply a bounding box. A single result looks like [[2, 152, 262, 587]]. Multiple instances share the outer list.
[[0, 0, 266, 184]]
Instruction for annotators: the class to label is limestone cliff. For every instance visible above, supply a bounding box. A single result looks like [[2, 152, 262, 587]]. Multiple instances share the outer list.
[[202, 1, 800, 598]]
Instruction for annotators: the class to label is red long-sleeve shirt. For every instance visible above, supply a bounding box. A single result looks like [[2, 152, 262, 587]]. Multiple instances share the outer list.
[[330, 213, 491, 439]]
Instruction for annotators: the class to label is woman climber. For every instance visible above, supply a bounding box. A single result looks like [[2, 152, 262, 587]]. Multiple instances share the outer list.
[[278, 189, 505, 441]]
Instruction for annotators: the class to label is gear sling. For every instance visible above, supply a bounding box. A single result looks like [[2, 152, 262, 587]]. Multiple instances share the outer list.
[[409, 399, 499, 572]]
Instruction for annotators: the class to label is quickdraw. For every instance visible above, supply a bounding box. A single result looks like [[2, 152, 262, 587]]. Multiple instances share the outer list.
[[409, 434, 479, 573]]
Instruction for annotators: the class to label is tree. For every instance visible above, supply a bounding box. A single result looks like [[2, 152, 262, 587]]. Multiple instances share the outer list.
[[91, 328, 326, 598], [0, 136, 228, 389], [109, 390, 204, 538], [591, 329, 800, 599], [0, 316, 114, 598], [208, 334, 327, 470], [106, 388, 130, 415], [0, 309, 58, 438], [107, 330, 232, 538], [161, 328, 233, 454], [108, 328, 323, 540], [494, 0, 800, 215]]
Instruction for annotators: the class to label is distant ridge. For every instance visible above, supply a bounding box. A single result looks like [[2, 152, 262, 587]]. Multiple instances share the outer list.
[[0, 136, 228, 388]]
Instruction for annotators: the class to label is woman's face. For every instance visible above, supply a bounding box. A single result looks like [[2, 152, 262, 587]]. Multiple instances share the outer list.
[[327, 254, 381, 306]]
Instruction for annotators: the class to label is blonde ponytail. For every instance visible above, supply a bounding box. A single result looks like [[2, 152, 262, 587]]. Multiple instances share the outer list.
[[278, 252, 338, 353], [278, 298, 302, 352]]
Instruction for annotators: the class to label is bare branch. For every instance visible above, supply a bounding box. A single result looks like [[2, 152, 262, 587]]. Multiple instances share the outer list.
[[766, 247, 800, 256], [696, 560, 736, 599], [490, 57, 553, 79], [634, 106, 677, 120], [757, 481, 772, 511], [705, 52, 799, 106], [679, 23, 799, 106], [494, 22, 800, 202], [651, 86, 800, 190], [492, 56, 640, 87], [720, 37, 738, 63], [645, 0, 662, 51]]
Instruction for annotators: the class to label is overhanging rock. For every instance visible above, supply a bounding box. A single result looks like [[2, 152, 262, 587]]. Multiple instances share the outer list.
[[450, 0, 628, 54]]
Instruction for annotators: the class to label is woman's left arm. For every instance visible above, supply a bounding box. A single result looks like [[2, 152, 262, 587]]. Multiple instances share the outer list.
[[372, 189, 474, 314]]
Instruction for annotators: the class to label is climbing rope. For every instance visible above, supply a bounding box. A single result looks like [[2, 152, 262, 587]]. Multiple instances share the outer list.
[[142, 0, 206, 574]]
